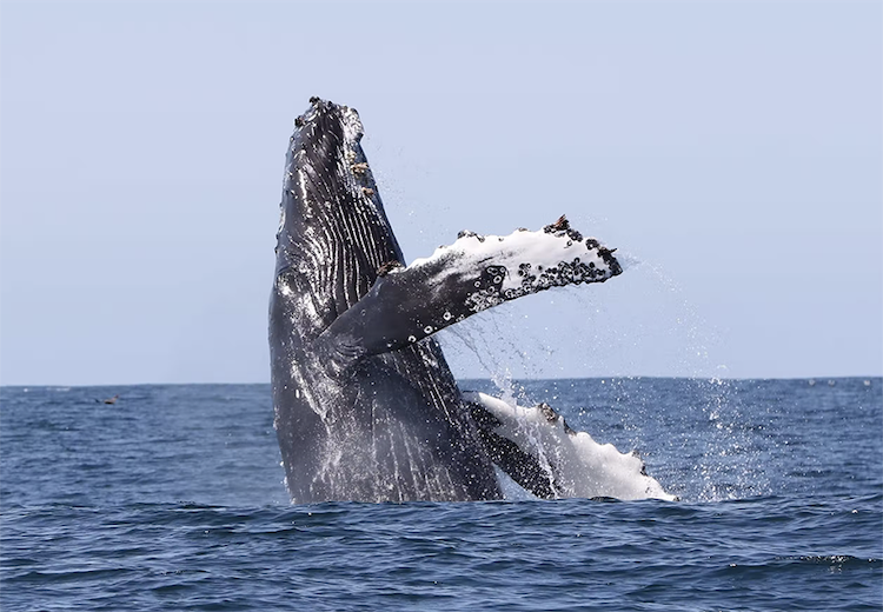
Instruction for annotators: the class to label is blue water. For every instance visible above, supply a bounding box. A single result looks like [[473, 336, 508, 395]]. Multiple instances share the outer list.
[[2, 378, 880, 611]]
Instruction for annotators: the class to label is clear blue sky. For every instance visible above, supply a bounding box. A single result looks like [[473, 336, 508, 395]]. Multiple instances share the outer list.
[[1, 1, 880, 385]]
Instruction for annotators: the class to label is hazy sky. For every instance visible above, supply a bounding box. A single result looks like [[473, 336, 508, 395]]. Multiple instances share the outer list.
[[1, 0, 880, 385]]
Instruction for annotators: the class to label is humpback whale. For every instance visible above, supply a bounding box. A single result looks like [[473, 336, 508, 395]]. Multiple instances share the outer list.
[[270, 97, 673, 503]]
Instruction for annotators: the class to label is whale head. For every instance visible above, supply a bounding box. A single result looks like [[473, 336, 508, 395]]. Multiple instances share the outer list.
[[274, 98, 404, 321]]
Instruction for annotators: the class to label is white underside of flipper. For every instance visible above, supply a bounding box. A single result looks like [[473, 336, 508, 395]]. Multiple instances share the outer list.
[[403, 220, 622, 313], [463, 391, 676, 501]]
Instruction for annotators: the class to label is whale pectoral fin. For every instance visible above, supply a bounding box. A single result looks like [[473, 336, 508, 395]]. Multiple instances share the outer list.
[[314, 217, 622, 374], [466, 397, 559, 499], [462, 390, 678, 502]]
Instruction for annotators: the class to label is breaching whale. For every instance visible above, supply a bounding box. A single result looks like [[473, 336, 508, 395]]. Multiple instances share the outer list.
[[270, 97, 673, 503]]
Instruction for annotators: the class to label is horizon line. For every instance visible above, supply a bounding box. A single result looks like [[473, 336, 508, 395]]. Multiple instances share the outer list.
[[1, 375, 881, 389]]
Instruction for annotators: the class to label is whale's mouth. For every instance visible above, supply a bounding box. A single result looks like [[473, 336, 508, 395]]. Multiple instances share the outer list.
[[290, 97, 366, 172], [282, 98, 376, 223]]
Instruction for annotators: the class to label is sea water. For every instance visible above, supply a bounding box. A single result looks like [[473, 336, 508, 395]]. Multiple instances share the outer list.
[[1, 378, 880, 611]]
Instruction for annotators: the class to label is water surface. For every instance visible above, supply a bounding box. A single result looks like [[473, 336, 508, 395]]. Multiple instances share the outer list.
[[2, 378, 880, 611]]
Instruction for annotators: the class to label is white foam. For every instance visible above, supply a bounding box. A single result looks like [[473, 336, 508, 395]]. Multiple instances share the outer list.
[[464, 391, 676, 501]]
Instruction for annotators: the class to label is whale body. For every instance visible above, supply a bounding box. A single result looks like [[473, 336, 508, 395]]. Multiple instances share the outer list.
[[269, 97, 671, 503]]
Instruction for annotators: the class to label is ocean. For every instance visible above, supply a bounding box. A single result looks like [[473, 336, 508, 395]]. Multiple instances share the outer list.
[[1, 378, 880, 611]]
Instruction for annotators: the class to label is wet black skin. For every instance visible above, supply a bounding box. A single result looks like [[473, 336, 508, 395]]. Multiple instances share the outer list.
[[270, 99, 502, 502]]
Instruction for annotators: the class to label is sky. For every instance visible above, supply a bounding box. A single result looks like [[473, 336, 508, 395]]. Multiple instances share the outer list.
[[1, 0, 880, 385]]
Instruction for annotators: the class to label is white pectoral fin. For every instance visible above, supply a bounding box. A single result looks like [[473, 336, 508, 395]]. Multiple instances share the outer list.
[[463, 391, 677, 502], [313, 217, 623, 372]]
